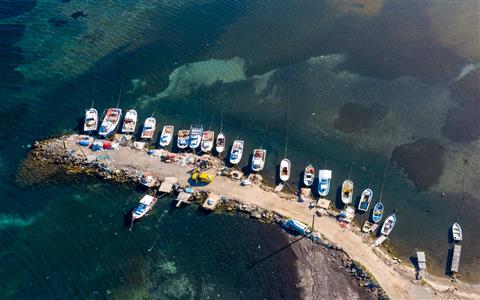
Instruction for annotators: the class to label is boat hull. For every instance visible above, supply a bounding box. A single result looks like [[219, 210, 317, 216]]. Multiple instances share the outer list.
[[159, 125, 174, 147], [286, 219, 310, 235], [318, 170, 332, 197], [177, 130, 190, 149], [215, 132, 226, 153], [358, 189, 373, 212], [452, 223, 462, 241], [303, 165, 315, 187], [372, 202, 384, 223], [98, 108, 122, 137], [251, 149, 266, 172], [122, 109, 137, 133], [341, 180, 354, 204], [279, 159, 291, 182], [229, 140, 244, 164], [84, 108, 98, 132], [189, 127, 203, 149], [380, 214, 396, 236], [141, 117, 156, 139], [201, 131, 214, 152]]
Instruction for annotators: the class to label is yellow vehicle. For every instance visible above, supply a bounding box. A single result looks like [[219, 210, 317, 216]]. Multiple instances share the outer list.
[[191, 170, 214, 183]]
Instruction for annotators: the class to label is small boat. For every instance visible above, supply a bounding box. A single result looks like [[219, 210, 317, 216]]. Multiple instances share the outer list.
[[318, 169, 332, 197], [140, 172, 156, 187], [362, 220, 373, 233], [201, 131, 214, 152], [358, 189, 373, 212], [251, 149, 266, 172], [83, 108, 98, 132], [189, 126, 203, 149], [380, 213, 396, 236], [229, 140, 244, 164], [159, 125, 174, 147], [177, 129, 190, 149], [215, 132, 226, 154], [141, 117, 156, 139], [279, 159, 291, 182], [372, 202, 384, 223], [303, 164, 315, 187], [286, 219, 311, 235], [452, 223, 462, 242], [121, 109, 137, 133], [341, 180, 354, 204], [132, 195, 157, 220], [98, 108, 122, 137]]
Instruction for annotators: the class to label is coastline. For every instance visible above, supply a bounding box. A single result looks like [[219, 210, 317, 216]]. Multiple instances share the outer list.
[[18, 134, 480, 300]]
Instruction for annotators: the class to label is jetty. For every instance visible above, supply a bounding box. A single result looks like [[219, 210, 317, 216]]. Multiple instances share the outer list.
[[175, 191, 192, 208], [202, 193, 220, 211], [416, 251, 427, 280], [451, 244, 462, 274]]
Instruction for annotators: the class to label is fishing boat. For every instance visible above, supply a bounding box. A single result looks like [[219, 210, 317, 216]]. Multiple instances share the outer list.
[[141, 117, 156, 139], [358, 189, 373, 211], [380, 213, 396, 236], [452, 223, 462, 242], [318, 169, 332, 197], [286, 219, 311, 235], [177, 129, 190, 149], [341, 180, 354, 204], [189, 126, 203, 149], [251, 149, 266, 172], [229, 140, 244, 164], [132, 195, 157, 220], [98, 108, 122, 137], [279, 158, 291, 182], [372, 202, 384, 223], [201, 131, 214, 152], [83, 108, 98, 132], [121, 109, 137, 133], [159, 125, 174, 147], [303, 164, 315, 187], [215, 132, 226, 154]]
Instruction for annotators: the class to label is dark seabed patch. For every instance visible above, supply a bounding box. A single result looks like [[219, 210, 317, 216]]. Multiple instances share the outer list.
[[0, 24, 26, 87], [334, 102, 387, 133], [392, 138, 445, 190], [0, 0, 37, 20]]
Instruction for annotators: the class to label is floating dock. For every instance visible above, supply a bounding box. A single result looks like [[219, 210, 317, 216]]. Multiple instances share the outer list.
[[416, 251, 427, 279], [202, 193, 220, 211], [374, 235, 388, 246], [450, 244, 461, 273], [158, 177, 178, 193], [175, 191, 192, 207]]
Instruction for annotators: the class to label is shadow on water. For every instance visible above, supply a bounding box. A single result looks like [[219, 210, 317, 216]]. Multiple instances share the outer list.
[[334, 185, 344, 209], [445, 246, 454, 276], [409, 255, 419, 270], [274, 163, 281, 185], [123, 208, 134, 227], [241, 153, 253, 174]]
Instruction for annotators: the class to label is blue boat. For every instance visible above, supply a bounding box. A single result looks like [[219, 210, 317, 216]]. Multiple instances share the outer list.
[[98, 108, 122, 137], [132, 195, 157, 220], [318, 169, 332, 197], [286, 219, 311, 235], [372, 202, 384, 223]]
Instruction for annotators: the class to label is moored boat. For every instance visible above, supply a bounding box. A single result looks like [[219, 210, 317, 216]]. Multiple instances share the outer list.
[[341, 180, 354, 204], [286, 219, 311, 235], [189, 126, 203, 149], [358, 189, 373, 211], [452, 223, 462, 242], [132, 195, 157, 220], [159, 125, 174, 147], [372, 202, 384, 223], [380, 213, 396, 236], [303, 164, 315, 187], [251, 149, 266, 172], [177, 129, 190, 149], [318, 169, 332, 197], [122, 109, 137, 133], [229, 140, 244, 164], [362, 220, 373, 233], [279, 158, 291, 182], [84, 108, 98, 132], [215, 132, 226, 154], [99, 108, 122, 137], [141, 117, 156, 139], [201, 131, 214, 152]]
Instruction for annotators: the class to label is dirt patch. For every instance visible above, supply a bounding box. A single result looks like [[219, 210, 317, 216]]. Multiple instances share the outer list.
[[334, 102, 388, 133]]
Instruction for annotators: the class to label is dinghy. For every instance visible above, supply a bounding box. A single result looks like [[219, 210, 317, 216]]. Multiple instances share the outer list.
[[189, 126, 203, 149], [229, 140, 244, 164], [452, 223, 462, 242], [279, 159, 291, 182], [372, 202, 384, 223], [132, 195, 157, 220], [141, 117, 156, 139], [159, 125, 174, 147], [84, 108, 98, 132], [380, 213, 396, 236], [358, 189, 373, 211], [362, 220, 373, 233], [121, 109, 137, 133], [251, 149, 266, 172], [215, 132, 226, 154], [99, 108, 122, 137], [177, 130, 190, 149], [341, 180, 354, 204], [318, 169, 332, 197], [286, 219, 311, 236], [303, 164, 315, 187], [201, 131, 214, 152]]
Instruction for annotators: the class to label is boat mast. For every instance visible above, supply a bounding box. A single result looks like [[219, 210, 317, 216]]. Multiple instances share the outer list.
[[116, 77, 125, 108], [379, 158, 388, 203]]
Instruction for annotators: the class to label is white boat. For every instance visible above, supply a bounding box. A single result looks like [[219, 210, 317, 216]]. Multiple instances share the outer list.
[[132, 195, 157, 220], [121, 109, 137, 133], [229, 140, 244, 164], [159, 125, 174, 147], [341, 180, 354, 204], [177, 129, 190, 149], [98, 108, 122, 137], [303, 164, 315, 187], [318, 169, 332, 197], [380, 214, 396, 236], [452, 223, 462, 242], [189, 126, 203, 149], [372, 202, 384, 223], [358, 189, 373, 211], [279, 159, 291, 182], [286, 219, 311, 235], [251, 149, 266, 172], [83, 108, 98, 132], [201, 131, 214, 152], [141, 117, 156, 139], [215, 132, 226, 154]]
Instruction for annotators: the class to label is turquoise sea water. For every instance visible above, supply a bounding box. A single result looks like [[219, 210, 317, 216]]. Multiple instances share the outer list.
[[1, 0, 479, 297]]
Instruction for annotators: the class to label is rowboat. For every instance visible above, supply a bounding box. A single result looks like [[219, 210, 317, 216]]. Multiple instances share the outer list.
[[215, 132, 226, 154], [251, 149, 266, 172], [286, 219, 311, 235], [201, 131, 214, 152], [279, 158, 291, 182], [372, 202, 384, 223], [159, 125, 174, 147], [303, 164, 315, 187], [452, 223, 462, 242], [83, 108, 98, 132], [229, 140, 244, 164], [122, 109, 137, 133], [141, 117, 156, 139], [380, 214, 396, 236], [189, 126, 203, 149], [358, 189, 373, 211], [98, 108, 122, 137], [132, 195, 157, 220], [341, 180, 354, 204], [318, 169, 332, 197], [177, 129, 190, 149], [362, 220, 373, 233]]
